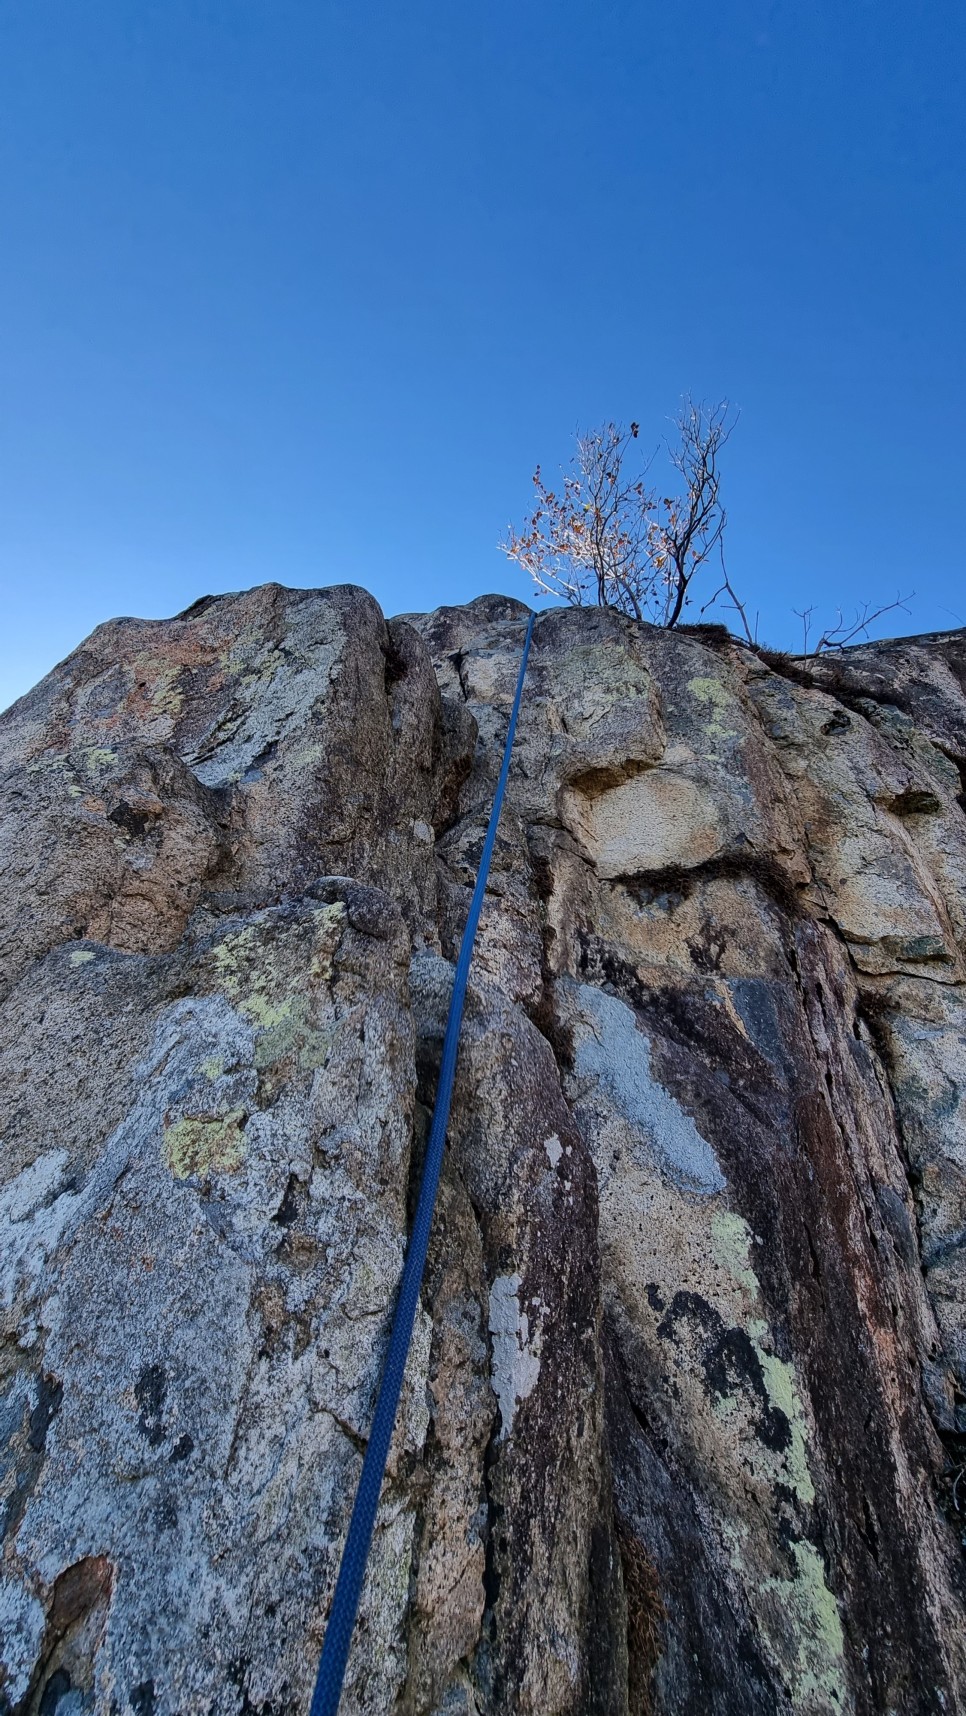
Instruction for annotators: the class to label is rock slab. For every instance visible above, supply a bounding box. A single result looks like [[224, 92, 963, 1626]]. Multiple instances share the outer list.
[[1, 586, 965, 1715]]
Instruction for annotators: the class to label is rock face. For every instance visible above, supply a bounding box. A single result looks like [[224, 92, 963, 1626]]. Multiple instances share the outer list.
[[1, 585, 965, 1716]]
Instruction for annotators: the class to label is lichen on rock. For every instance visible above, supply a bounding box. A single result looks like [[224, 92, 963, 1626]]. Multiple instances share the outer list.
[[2, 586, 965, 1714]]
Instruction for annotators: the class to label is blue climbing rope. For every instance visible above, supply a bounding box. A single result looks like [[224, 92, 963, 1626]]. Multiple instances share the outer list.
[[308, 612, 536, 1716]]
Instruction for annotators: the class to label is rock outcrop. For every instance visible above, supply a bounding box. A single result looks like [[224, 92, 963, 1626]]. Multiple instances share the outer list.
[[1, 585, 964, 1716]]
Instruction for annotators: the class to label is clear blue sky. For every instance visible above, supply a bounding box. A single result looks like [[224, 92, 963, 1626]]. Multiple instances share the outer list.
[[1, 1, 963, 708]]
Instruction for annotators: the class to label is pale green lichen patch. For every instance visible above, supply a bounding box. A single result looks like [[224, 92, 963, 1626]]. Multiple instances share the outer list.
[[759, 1350, 815, 1505], [284, 738, 326, 772], [252, 998, 335, 1072], [709, 1208, 817, 1506], [69, 949, 96, 968], [688, 675, 739, 748], [242, 989, 292, 1033], [208, 904, 345, 1071], [711, 1209, 759, 1297], [209, 923, 260, 989], [237, 649, 285, 697], [704, 1206, 832, 1705], [721, 1518, 847, 1713], [84, 747, 118, 775], [763, 1541, 847, 1711], [164, 1107, 248, 1179]]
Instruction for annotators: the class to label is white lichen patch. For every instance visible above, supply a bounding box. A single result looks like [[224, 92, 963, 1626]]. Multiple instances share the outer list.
[[544, 1134, 564, 1169], [574, 985, 725, 1194], [0, 1149, 82, 1313], [488, 1274, 541, 1440]]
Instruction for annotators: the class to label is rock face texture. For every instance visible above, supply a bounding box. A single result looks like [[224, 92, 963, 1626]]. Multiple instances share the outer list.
[[1, 584, 965, 1716]]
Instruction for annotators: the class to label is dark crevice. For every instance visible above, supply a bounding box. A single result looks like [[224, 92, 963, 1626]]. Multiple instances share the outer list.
[[107, 800, 152, 839], [885, 787, 944, 817], [857, 1492, 881, 1564], [133, 1364, 166, 1447], [448, 650, 471, 702], [226, 1656, 284, 1716], [480, 1418, 503, 1631], [27, 1375, 64, 1455], [751, 645, 915, 720], [614, 1512, 666, 1716], [477, 1401, 510, 1713], [854, 988, 897, 1074], [936, 747, 966, 819], [522, 981, 575, 1071], [938, 1428, 966, 1559], [241, 741, 278, 783], [271, 1173, 303, 1229], [382, 637, 408, 690], [617, 849, 808, 922], [802, 1223, 825, 1294]]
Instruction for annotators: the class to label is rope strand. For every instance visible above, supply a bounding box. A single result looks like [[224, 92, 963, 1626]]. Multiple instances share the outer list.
[[308, 611, 536, 1716]]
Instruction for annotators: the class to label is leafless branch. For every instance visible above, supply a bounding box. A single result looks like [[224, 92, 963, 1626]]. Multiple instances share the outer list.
[[793, 606, 815, 657], [700, 543, 755, 644], [807, 592, 914, 656]]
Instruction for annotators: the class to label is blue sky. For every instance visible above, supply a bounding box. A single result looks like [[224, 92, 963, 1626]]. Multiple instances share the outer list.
[[0, 1, 963, 708]]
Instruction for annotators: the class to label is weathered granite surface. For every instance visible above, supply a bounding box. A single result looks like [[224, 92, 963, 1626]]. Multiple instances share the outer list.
[[1, 585, 964, 1715]]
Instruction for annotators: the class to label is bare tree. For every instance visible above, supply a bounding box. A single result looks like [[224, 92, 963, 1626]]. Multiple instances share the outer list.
[[792, 594, 914, 657], [501, 399, 747, 631], [653, 399, 733, 626]]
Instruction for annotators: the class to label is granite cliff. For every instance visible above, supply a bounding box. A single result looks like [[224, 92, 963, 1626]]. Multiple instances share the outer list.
[[1, 585, 965, 1715]]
